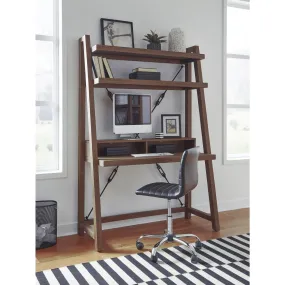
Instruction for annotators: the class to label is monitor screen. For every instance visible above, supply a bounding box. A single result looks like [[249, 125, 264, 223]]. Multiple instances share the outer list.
[[114, 94, 151, 126]]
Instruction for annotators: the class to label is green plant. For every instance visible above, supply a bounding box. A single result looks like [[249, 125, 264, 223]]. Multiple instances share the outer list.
[[142, 30, 167, 44]]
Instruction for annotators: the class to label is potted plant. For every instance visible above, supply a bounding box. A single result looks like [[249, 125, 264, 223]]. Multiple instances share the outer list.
[[142, 30, 167, 50]]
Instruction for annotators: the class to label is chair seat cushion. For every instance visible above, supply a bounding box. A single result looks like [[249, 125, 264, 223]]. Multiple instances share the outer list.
[[136, 182, 180, 199]]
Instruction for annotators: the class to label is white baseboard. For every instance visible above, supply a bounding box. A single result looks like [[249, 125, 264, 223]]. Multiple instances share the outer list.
[[218, 197, 249, 212], [57, 197, 249, 237], [57, 222, 78, 237]]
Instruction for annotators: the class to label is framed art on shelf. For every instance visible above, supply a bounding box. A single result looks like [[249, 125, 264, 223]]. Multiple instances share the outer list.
[[100, 18, 135, 48], [161, 114, 181, 138]]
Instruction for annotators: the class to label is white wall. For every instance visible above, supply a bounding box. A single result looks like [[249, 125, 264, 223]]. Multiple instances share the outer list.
[[36, 0, 249, 236]]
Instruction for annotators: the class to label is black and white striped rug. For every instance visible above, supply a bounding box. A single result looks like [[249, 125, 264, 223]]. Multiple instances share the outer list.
[[36, 233, 250, 285]]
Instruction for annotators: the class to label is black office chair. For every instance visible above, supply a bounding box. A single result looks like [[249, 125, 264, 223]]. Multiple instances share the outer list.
[[135, 147, 202, 264]]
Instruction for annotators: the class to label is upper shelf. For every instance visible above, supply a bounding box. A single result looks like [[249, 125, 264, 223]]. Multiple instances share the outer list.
[[92, 45, 205, 64], [94, 78, 208, 90]]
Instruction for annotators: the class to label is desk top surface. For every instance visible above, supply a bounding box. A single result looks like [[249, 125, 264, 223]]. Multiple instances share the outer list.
[[98, 153, 216, 167]]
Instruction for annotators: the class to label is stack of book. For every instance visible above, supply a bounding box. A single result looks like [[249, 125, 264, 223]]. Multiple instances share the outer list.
[[155, 132, 164, 139], [92, 56, 114, 79], [129, 67, 161, 80]]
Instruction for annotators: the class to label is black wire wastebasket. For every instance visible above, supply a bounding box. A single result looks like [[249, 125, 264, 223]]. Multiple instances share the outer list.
[[36, 200, 57, 249]]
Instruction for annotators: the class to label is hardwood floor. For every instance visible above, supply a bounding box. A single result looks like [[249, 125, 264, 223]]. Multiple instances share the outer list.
[[36, 208, 249, 272]]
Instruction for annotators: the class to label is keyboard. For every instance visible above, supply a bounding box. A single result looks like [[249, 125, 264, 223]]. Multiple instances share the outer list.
[[131, 153, 174, 157]]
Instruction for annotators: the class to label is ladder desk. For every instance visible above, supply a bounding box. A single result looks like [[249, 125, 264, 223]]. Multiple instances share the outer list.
[[78, 35, 220, 252]]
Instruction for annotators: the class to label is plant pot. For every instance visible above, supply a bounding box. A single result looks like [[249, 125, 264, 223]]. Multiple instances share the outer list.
[[147, 43, 161, 50]]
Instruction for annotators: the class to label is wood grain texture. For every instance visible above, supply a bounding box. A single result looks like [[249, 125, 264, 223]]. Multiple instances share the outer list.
[[184, 48, 193, 220], [77, 40, 86, 236], [184, 51, 193, 138], [188, 207, 212, 221], [96, 138, 195, 144], [93, 78, 208, 90], [82, 35, 103, 251], [36, 208, 249, 272], [83, 207, 185, 225], [96, 153, 216, 167], [77, 37, 220, 254], [92, 44, 205, 64], [193, 45, 220, 231]]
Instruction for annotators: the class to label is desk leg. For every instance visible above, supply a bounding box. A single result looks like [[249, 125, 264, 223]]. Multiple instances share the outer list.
[[205, 160, 220, 231], [192, 45, 220, 232], [92, 166, 103, 251], [82, 35, 103, 251], [184, 50, 192, 220]]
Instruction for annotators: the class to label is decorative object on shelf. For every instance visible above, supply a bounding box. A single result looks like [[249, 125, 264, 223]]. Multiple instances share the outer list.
[[155, 132, 164, 139], [130, 66, 160, 80], [142, 30, 167, 50], [101, 18, 134, 48], [168, 28, 185, 52], [133, 67, 157, 73], [161, 114, 181, 138], [129, 71, 161, 80]]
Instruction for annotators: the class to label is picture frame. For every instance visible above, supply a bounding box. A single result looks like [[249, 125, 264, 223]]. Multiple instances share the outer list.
[[100, 18, 135, 48], [161, 114, 181, 138]]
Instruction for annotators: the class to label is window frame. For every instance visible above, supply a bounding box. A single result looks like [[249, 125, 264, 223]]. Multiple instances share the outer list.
[[36, 0, 67, 179], [223, 0, 250, 164]]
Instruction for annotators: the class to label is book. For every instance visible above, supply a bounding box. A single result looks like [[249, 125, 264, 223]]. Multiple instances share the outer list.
[[93, 56, 101, 78], [102, 58, 114, 78], [129, 71, 161, 80], [98, 57, 105, 78], [91, 58, 97, 78], [132, 67, 157, 73]]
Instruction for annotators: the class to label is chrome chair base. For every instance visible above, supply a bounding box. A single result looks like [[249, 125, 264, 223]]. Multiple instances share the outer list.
[[136, 200, 202, 264], [136, 232, 202, 264]]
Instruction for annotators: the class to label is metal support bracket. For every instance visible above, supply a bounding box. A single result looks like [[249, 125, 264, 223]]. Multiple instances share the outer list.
[[151, 65, 184, 113], [85, 166, 119, 220]]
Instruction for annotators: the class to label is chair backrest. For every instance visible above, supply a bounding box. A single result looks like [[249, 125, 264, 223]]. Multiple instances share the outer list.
[[177, 147, 199, 198]]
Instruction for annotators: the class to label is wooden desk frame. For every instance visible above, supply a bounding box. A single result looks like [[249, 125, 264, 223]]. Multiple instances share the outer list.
[[78, 35, 220, 252]]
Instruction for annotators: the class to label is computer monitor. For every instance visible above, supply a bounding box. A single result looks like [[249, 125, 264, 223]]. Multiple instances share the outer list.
[[113, 93, 152, 135]]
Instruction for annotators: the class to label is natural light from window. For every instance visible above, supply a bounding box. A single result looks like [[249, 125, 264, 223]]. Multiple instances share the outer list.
[[36, 0, 61, 174], [226, 0, 250, 161]]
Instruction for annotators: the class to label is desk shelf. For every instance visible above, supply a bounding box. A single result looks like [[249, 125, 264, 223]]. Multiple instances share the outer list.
[[92, 44, 205, 64], [85, 138, 215, 167], [94, 78, 208, 90], [85, 138, 197, 161]]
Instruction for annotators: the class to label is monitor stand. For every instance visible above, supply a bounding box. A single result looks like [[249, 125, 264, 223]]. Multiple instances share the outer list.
[[119, 133, 141, 140]]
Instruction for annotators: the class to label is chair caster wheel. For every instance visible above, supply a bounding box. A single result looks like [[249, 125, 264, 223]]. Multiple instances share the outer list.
[[136, 241, 144, 250], [195, 240, 202, 251], [151, 254, 158, 263], [191, 254, 198, 264]]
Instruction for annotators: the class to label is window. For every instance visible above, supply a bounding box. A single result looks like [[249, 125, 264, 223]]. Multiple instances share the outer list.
[[36, 0, 62, 175], [224, 0, 250, 162]]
